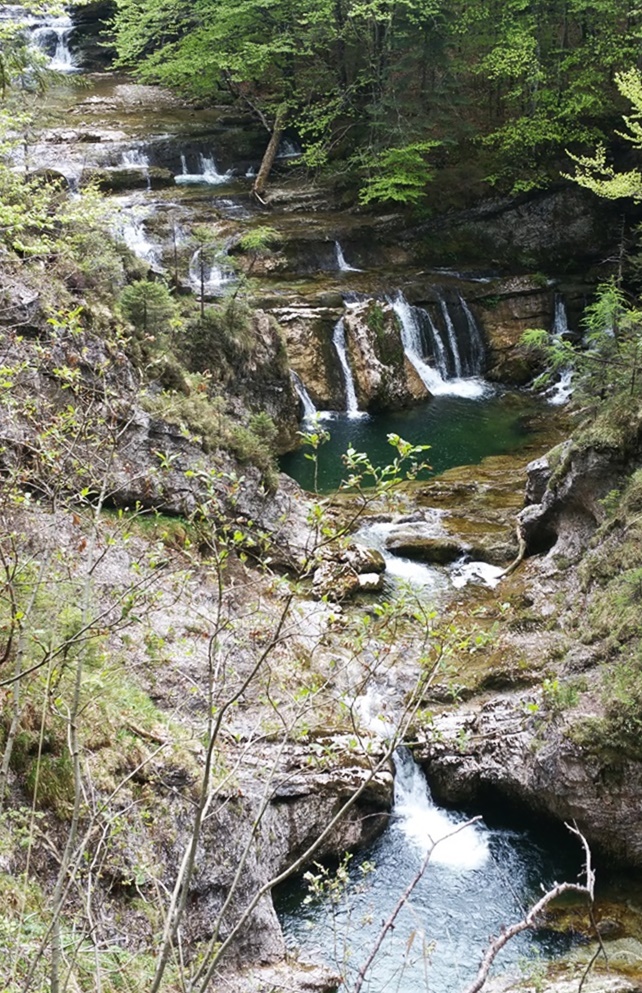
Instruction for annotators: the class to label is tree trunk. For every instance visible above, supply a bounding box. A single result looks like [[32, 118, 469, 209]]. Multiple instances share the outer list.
[[252, 110, 287, 203]]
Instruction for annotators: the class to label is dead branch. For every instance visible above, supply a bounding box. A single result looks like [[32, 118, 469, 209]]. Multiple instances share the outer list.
[[461, 822, 595, 993]]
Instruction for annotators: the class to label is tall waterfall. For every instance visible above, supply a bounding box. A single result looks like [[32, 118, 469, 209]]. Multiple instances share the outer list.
[[32, 14, 77, 73], [335, 241, 361, 272], [391, 292, 487, 398], [332, 317, 363, 417], [392, 746, 489, 869], [290, 372, 317, 420], [553, 294, 569, 336]]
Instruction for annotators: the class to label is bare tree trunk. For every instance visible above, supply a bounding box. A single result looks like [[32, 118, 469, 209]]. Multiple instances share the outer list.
[[252, 110, 287, 203]]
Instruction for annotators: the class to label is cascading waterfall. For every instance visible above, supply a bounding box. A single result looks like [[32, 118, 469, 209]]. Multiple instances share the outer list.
[[335, 241, 361, 272], [459, 293, 486, 374], [392, 746, 489, 869], [290, 372, 317, 420], [121, 148, 151, 189], [332, 317, 364, 418], [176, 152, 231, 185], [391, 291, 487, 398], [32, 14, 77, 72], [438, 296, 463, 377], [119, 212, 161, 269]]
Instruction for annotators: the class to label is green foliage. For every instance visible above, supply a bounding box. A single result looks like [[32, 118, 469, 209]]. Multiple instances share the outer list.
[[181, 300, 256, 376], [522, 281, 642, 425], [120, 279, 178, 334], [141, 375, 279, 481], [110, 0, 642, 196], [357, 141, 441, 205]]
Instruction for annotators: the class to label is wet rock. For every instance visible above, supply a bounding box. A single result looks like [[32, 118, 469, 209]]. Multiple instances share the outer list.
[[276, 305, 345, 409], [484, 971, 642, 993], [312, 542, 387, 598], [344, 301, 429, 410], [81, 165, 176, 192], [343, 543, 386, 574], [416, 692, 642, 867], [384, 525, 467, 563]]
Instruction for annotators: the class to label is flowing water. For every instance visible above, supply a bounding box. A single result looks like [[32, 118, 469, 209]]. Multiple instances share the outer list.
[[276, 748, 579, 993], [18, 22, 616, 985]]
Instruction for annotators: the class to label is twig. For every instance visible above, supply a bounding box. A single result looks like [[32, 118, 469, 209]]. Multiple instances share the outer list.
[[353, 816, 482, 993], [461, 822, 595, 993]]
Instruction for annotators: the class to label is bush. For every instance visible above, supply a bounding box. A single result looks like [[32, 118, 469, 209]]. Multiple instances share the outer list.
[[181, 301, 255, 377]]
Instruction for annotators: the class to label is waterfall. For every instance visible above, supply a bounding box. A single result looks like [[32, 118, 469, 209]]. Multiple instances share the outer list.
[[438, 297, 463, 377], [391, 292, 488, 398], [392, 746, 489, 870], [459, 294, 486, 375], [547, 294, 574, 405], [290, 372, 317, 420], [332, 317, 364, 418], [121, 148, 151, 189], [189, 248, 235, 297], [32, 14, 77, 73], [553, 294, 569, 337], [176, 152, 231, 185], [119, 213, 161, 269], [422, 309, 450, 378], [335, 241, 361, 272], [277, 138, 302, 159]]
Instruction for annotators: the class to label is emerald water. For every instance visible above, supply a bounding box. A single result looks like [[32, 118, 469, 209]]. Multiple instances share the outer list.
[[280, 391, 546, 492]]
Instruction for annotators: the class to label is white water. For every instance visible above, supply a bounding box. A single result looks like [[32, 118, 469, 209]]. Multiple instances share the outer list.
[[121, 148, 151, 189], [176, 152, 232, 185], [547, 295, 574, 406], [439, 297, 463, 377], [335, 241, 361, 272], [459, 293, 487, 373], [450, 558, 504, 589], [189, 247, 235, 296], [391, 292, 488, 398], [357, 521, 444, 590], [118, 210, 161, 269], [332, 317, 366, 418], [393, 747, 489, 870], [291, 371, 317, 420], [32, 14, 77, 73], [277, 138, 302, 159]]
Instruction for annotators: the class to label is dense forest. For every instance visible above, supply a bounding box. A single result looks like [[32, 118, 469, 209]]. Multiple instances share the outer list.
[[110, 0, 642, 201]]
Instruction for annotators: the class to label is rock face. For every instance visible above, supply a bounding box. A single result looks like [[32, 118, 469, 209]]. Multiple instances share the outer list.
[[517, 442, 636, 558], [276, 305, 345, 409], [415, 691, 642, 867], [277, 300, 429, 412], [344, 300, 430, 410]]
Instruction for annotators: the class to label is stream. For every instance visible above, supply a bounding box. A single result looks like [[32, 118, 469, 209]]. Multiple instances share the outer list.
[[13, 11, 621, 989], [276, 748, 579, 993]]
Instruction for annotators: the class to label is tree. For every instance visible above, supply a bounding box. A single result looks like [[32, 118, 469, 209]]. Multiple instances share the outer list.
[[120, 279, 178, 334]]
